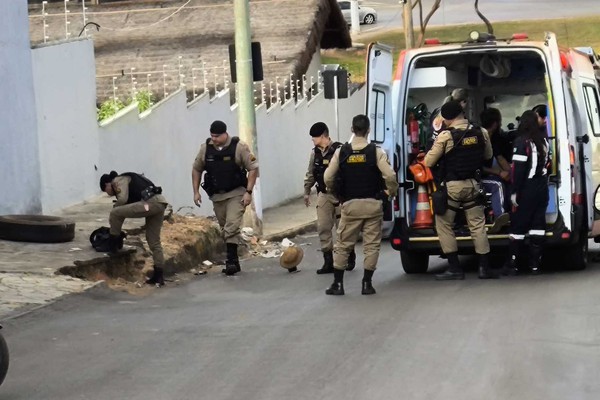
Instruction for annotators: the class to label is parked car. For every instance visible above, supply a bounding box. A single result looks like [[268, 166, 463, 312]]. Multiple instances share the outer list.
[[338, 1, 377, 25]]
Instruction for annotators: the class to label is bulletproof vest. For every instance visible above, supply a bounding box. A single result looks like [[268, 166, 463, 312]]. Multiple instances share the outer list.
[[444, 127, 485, 181], [204, 137, 248, 194], [313, 142, 342, 193], [338, 143, 383, 201], [120, 172, 156, 204]]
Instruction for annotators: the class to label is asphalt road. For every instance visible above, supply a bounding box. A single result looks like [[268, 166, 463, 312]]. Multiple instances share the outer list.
[[2, 233, 600, 400], [360, 0, 600, 35]]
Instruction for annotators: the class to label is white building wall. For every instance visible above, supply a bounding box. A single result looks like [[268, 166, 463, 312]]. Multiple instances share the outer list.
[[0, 1, 42, 214], [31, 39, 100, 213]]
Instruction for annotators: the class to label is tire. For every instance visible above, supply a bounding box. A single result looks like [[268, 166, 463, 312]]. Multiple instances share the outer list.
[[0, 215, 75, 243], [363, 14, 375, 24], [564, 231, 588, 271], [400, 250, 429, 274], [0, 330, 8, 387]]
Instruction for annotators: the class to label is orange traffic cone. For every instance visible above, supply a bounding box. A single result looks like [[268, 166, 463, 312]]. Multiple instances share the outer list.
[[413, 184, 434, 228]]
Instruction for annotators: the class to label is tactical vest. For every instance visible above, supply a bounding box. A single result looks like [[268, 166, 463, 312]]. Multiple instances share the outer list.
[[120, 172, 156, 204], [337, 143, 383, 201], [203, 137, 248, 194], [444, 127, 485, 181], [313, 142, 342, 193]]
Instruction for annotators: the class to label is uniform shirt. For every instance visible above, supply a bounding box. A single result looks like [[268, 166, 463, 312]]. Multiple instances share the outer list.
[[323, 136, 399, 198], [192, 135, 259, 201], [511, 136, 549, 195], [424, 119, 493, 168], [303, 140, 338, 196], [111, 175, 168, 207]]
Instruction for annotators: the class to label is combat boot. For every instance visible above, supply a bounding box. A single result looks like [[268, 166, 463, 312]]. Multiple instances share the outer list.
[[325, 268, 345, 295], [529, 244, 543, 275], [346, 249, 357, 271], [316, 250, 334, 274], [478, 253, 499, 279], [361, 269, 376, 295], [222, 243, 241, 274], [435, 252, 465, 280], [146, 266, 165, 287], [503, 240, 520, 276], [107, 234, 122, 254]]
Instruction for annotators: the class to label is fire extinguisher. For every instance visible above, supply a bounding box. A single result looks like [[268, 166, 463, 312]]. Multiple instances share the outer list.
[[408, 112, 419, 154]]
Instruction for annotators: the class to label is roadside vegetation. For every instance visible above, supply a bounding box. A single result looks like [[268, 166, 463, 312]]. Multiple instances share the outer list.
[[97, 90, 155, 122], [322, 16, 600, 83]]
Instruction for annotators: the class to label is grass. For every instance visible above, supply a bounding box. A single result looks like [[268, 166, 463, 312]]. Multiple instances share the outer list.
[[322, 16, 600, 83]]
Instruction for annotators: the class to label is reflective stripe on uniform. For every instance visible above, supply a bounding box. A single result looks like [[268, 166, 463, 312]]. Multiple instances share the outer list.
[[512, 154, 528, 162], [510, 234, 525, 240], [529, 230, 545, 236]]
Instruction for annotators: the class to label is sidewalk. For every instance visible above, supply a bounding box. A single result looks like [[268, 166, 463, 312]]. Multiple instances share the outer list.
[[1, 195, 316, 319]]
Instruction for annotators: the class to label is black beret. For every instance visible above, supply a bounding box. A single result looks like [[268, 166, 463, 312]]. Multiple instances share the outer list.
[[441, 100, 464, 120], [309, 122, 329, 137], [210, 120, 227, 134]]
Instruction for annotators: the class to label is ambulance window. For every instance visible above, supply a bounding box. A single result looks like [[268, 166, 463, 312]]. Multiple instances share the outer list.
[[370, 89, 386, 143], [583, 85, 600, 136]]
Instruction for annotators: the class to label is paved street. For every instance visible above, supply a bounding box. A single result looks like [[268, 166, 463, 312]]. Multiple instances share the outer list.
[[359, 0, 600, 35], [2, 233, 600, 399]]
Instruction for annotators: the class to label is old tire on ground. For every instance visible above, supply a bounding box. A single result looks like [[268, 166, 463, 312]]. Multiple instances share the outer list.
[[400, 250, 429, 274], [0, 330, 8, 387], [0, 215, 75, 243]]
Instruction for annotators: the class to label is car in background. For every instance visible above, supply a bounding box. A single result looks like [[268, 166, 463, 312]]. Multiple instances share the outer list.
[[338, 1, 377, 25]]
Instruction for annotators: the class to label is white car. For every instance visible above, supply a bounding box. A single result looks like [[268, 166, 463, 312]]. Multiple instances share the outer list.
[[338, 1, 377, 25]]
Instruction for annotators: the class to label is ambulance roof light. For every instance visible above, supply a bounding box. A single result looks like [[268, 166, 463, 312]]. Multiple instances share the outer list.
[[511, 33, 529, 40], [424, 38, 441, 45], [469, 31, 496, 42]]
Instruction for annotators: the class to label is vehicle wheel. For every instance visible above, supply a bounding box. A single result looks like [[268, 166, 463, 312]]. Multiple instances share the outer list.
[[400, 250, 429, 273], [564, 231, 588, 271], [0, 215, 75, 243], [0, 331, 8, 387], [363, 14, 375, 24]]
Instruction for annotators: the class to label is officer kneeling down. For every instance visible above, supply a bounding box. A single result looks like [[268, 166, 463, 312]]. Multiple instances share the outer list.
[[424, 100, 497, 280], [100, 171, 168, 287]]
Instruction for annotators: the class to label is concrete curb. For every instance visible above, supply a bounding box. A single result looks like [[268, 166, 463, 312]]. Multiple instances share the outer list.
[[262, 220, 318, 243]]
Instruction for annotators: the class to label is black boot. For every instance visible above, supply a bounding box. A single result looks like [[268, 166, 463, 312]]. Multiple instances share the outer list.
[[222, 243, 241, 274], [503, 240, 520, 276], [529, 244, 543, 275], [107, 234, 121, 254], [478, 253, 499, 279], [435, 252, 464, 280], [325, 268, 345, 295], [146, 266, 165, 287], [316, 250, 334, 274], [346, 249, 357, 271], [361, 269, 376, 295]]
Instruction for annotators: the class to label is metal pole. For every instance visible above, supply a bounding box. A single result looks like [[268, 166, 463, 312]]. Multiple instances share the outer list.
[[334, 73, 340, 142], [403, 1, 415, 49], [233, 0, 262, 232]]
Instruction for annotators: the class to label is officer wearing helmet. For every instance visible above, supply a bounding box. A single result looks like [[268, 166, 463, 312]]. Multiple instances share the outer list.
[[303, 122, 356, 274], [424, 100, 495, 280], [192, 120, 259, 276]]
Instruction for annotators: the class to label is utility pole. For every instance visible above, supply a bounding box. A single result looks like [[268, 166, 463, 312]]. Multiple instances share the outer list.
[[233, 0, 263, 233], [401, 0, 415, 49], [350, 0, 360, 35]]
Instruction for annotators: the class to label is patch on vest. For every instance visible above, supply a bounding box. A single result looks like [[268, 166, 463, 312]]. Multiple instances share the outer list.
[[347, 154, 367, 163], [223, 156, 232, 161], [462, 136, 479, 146], [323, 159, 329, 165]]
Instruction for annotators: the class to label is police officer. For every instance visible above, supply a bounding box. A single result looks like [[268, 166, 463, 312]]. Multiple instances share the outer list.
[[323, 115, 399, 295], [424, 100, 496, 280], [505, 110, 550, 275], [192, 120, 259, 276], [304, 122, 356, 274], [100, 170, 168, 286]]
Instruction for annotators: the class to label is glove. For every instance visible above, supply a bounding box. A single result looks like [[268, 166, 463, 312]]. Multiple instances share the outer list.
[[510, 193, 518, 208]]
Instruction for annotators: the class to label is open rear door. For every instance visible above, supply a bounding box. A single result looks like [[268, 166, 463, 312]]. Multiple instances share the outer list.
[[366, 43, 395, 229]]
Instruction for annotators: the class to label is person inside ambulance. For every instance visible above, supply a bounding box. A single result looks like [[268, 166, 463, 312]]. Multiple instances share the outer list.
[[429, 88, 469, 146], [533, 104, 549, 138], [424, 100, 496, 280], [504, 110, 550, 275]]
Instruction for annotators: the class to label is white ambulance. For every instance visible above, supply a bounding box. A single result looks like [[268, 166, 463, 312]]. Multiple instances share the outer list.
[[366, 32, 600, 273]]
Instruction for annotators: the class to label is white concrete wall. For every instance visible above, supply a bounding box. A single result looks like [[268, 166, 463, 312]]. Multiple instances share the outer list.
[[31, 39, 100, 213], [0, 1, 42, 214]]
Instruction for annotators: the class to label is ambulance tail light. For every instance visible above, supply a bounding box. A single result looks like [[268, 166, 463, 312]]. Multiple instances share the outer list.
[[511, 33, 529, 40], [560, 51, 572, 73]]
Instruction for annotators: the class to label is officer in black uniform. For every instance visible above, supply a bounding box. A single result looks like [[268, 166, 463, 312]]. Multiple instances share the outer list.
[[304, 122, 356, 274], [192, 121, 259, 276]]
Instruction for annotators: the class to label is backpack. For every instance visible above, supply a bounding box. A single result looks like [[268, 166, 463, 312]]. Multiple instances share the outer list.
[[89, 227, 126, 252]]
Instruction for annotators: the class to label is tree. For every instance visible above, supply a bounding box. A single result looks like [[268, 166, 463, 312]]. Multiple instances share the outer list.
[[412, 0, 442, 48]]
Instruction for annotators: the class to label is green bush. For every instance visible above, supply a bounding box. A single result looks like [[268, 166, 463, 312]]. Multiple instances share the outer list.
[[132, 90, 154, 113], [97, 99, 125, 122]]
